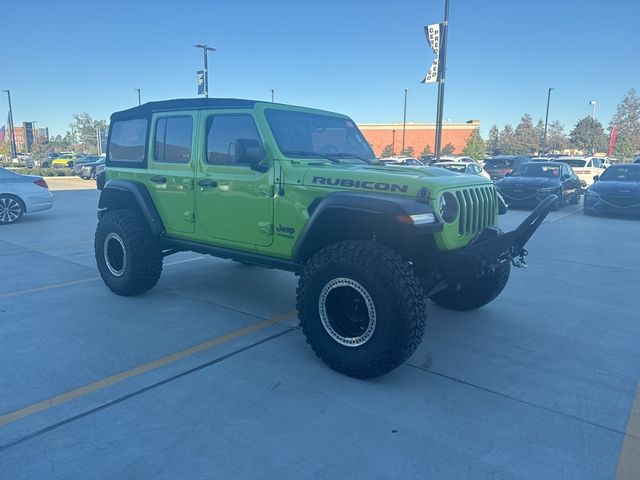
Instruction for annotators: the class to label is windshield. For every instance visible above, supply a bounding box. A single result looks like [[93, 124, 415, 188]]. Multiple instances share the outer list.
[[558, 159, 586, 168], [511, 164, 560, 178], [264, 109, 375, 161], [435, 163, 467, 173], [599, 165, 640, 182]]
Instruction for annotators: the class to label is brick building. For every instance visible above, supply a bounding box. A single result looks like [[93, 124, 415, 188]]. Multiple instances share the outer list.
[[358, 120, 480, 157]]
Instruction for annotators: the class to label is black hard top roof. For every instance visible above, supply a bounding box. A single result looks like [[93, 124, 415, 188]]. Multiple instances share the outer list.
[[110, 98, 260, 121]]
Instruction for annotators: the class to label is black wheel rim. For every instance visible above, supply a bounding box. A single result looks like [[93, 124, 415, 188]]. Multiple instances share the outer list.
[[103, 233, 127, 277], [318, 278, 376, 347]]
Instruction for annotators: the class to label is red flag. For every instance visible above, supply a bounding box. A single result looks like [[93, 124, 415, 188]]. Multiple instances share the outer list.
[[608, 126, 617, 156]]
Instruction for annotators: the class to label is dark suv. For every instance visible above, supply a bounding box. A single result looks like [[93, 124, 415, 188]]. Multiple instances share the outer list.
[[484, 156, 531, 181]]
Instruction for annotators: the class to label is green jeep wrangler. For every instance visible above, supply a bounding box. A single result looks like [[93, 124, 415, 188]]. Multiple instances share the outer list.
[[95, 98, 554, 378]]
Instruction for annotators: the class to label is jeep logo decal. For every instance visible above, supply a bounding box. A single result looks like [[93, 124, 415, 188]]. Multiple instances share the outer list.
[[276, 224, 295, 237], [312, 176, 408, 193]]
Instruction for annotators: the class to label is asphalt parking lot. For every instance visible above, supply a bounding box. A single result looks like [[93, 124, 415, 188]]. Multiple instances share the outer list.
[[1, 179, 639, 479]]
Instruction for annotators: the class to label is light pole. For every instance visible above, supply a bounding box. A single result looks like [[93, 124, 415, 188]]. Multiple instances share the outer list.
[[194, 44, 217, 98], [271, 89, 275, 103], [2, 90, 17, 158], [392, 130, 396, 156], [135, 88, 141, 106], [402, 88, 408, 153], [543, 87, 555, 154], [434, 0, 450, 160], [590, 100, 597, 119]]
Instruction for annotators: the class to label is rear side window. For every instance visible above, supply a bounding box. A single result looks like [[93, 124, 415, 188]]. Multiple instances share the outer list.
[[206, 115, 262, 165], [108, 118, 148, 163], [155, 117, 193, 163]]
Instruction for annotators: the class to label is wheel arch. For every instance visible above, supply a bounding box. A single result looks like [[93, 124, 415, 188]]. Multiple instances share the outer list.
[[98, 180, 165, 236], [292, 192, 442, 264]]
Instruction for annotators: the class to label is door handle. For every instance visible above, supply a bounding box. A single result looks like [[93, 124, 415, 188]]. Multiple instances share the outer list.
[[150, 175, 167, 184], [197, 179, 218, 188]]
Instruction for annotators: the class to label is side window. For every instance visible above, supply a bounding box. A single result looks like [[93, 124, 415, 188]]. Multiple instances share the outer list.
[[155, 116, 193, 163], [109, 118, 148, 163], [593, 159, 602, 168], [206, 115, 262, 165]]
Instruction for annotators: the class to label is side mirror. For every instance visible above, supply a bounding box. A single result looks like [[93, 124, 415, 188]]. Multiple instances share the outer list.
[[593, 175, 599, 182], [562, 174, 571, 180], [505, 171, 511, 177], [235, 139, 267, 172]]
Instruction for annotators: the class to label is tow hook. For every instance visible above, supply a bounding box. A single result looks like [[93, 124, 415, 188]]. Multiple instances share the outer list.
[[511, 248, 528, 268]]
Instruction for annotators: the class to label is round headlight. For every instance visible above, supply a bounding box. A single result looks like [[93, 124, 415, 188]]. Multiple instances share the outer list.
[[439, 192, 459, 223]]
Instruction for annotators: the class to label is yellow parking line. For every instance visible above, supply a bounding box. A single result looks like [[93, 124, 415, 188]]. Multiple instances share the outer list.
[[616, 382, 640, 480], [0, 309, 296, 427], [0, 278, 99, 299]]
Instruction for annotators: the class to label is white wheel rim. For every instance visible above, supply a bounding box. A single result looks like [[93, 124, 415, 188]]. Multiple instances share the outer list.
[[0, 197, 22, 223], [103, 233, 128, 277], [318, 277, 377, 347]]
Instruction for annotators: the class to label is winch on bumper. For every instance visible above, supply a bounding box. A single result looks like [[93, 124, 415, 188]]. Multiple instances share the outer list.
[[437, 195, 557, 286]]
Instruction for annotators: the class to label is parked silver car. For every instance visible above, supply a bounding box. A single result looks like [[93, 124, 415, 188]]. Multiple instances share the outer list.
[[0, 167, 53, 224]]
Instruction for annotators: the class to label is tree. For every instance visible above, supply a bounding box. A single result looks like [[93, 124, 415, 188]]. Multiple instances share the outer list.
[[420, 145, 433, 156], [512, 114, 540, 155], [71, 113, 108, 154], [486, 126, 500, 156], [400, 146, 415, 157], [380, 144, 393, 158], [535, 119, 545, 152], [462, 128, 486, 162], [569, 117, 607, 154], [610, 88, 640, 150], [613, 133, 635, 160], [547, 121, 568, 153], [440, 143, 455, 156], [498, 124, 515, 155]]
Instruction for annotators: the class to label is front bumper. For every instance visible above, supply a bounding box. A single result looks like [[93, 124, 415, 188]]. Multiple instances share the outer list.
[[584, 195, 640, 216], [439, 195, 557, 285]]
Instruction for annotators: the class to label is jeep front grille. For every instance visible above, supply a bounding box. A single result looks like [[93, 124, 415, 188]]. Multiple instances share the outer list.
[[454, 186, 497, 237]]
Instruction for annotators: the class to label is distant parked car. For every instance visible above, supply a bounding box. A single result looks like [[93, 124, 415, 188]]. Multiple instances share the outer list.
[[0, 167, 53, 224], [12, 154, 34, 168], [72, 156, 103, 177], [495, 162, 580, 210], [633, 156, 640, 164], [584, 164, 640, 216], [379, 156, 424, 166], [78, 157, 105, 179], [439, 155, 475, 163], [483, 156, 531, 181], [554, 157, 605, 190], [52, 152, 83, 168], [419, 154, 436, 165], [41, 152, 62, 167], [432, 161, 491, 180]]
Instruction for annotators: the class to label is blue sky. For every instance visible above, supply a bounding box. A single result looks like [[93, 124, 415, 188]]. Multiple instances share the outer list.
[[1, 0, 638, 137]]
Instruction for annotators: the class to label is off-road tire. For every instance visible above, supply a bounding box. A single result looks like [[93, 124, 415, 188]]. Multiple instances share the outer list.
[[297, 240, 427, 379], [430, 261, 511, 311], [0, 194, 24, 225], [95, 209, 163, 296]]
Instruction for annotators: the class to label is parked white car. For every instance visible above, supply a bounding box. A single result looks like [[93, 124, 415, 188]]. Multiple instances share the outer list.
[[439, 155, 475, 163], [555, 157, 605, 189], [379, 156, 424, 166], [0, 167, 53, 224], [432, 161, 491, 180]]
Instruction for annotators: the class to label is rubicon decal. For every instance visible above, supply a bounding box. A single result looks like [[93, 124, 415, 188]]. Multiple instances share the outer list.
[[312, 176, 409, 193]]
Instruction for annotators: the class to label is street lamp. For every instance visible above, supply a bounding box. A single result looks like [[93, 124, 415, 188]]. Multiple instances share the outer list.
[[543, 87, 555, 154], [134, 88, 141, 106], [590, 100, 597, 119], [1, 90, 17, 158], [194, 44, 217, 98], [271, 89, 275, 103]]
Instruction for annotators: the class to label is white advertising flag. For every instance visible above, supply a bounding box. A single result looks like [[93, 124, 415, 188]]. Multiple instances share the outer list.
[[421, 23, 441, 83]]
